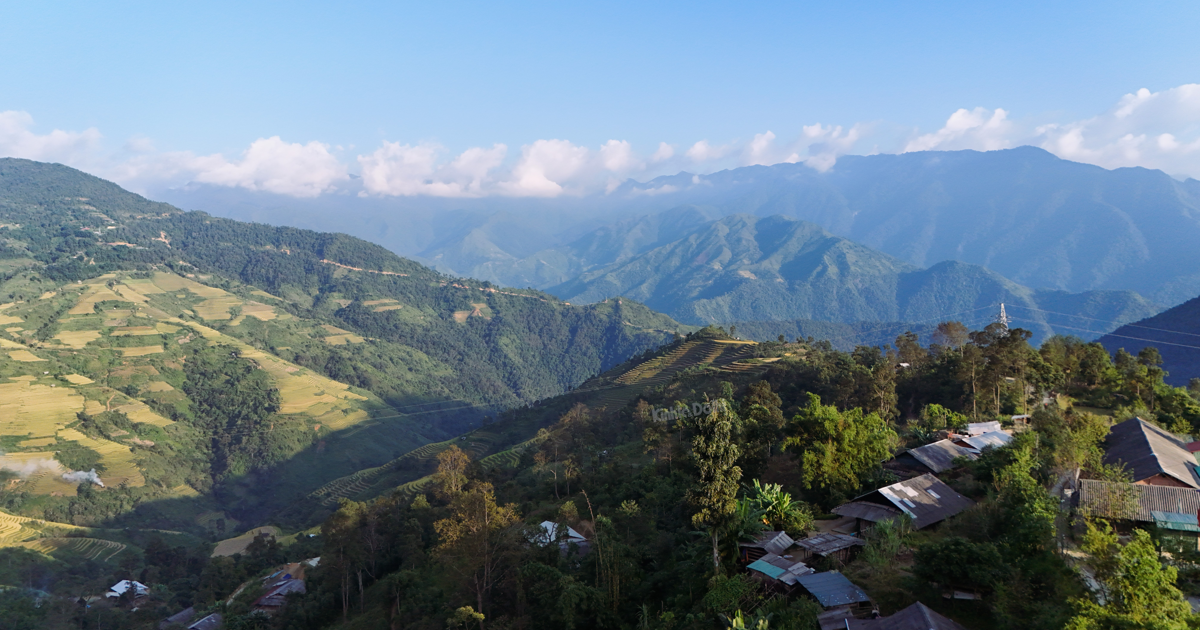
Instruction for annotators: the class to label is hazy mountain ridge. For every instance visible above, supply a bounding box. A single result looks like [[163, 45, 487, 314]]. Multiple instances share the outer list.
[[550, 214, 1160, 343], [159, 147, 1200, 308]]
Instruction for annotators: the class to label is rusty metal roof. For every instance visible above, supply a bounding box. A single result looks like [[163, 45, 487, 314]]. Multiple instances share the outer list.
[[1077, 479, 1200, 522]]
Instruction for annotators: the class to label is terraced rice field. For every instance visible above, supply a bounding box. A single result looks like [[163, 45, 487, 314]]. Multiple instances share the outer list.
[[0, 314, 23, 325], [149, 272, 226, 297], [68, 284, 129, 315], [0, 381, 85, 435], [57, 428, 146, 488], [120, 346, 164, 356], [321, 324, 365, 345], [0, 510, 39, 545], [0, 338, 25, 348], [372, 304, 405, 312], [18, 437, 57, 448], [212, 526, 281, 557], [111, 326, 159, 336], [21, 537, 127, 562], [113, 399, 173, 426], [145, 381, 175, 392], [194, 295, 243, 320], [8, 350, 45, 362], [62, 374, 95, 385]]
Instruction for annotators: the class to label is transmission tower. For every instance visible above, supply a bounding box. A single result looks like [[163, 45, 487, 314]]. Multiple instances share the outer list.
[[996, 303, 1011, 334]]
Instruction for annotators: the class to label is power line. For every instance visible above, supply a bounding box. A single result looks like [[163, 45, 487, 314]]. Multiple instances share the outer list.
[[1006, 304, 1200, 340]]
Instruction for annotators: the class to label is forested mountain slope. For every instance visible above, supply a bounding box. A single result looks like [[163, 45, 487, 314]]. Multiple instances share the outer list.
[[0, 158, 686, 529], [1098, 294, 1200, 386], [550, 214, 1159, 343]]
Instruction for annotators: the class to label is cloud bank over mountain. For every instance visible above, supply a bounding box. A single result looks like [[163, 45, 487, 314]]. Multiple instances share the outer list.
[[3, 84, 1199, 198]]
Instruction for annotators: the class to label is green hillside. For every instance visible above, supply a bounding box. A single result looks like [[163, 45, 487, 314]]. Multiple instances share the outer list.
[[551, 214, 1160, 343], [0, 158, 688, 531]]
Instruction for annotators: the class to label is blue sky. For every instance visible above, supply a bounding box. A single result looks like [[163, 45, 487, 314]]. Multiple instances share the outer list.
[[1, 1, 1198, 196]]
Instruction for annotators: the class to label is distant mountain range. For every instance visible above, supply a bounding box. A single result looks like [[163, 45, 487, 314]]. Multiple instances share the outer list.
[[547, 214, 1159, 343], [157, 147, 1200, 309]]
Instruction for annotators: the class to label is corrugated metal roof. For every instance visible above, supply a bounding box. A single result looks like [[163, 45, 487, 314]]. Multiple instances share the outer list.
[[833, 501, 902, 523], [1077, 479, 1200, 522], [824, 602, 968, 630], [747, 559, 785, 579], [840, 474, 975, 529], [739, 531, 795, 556], [1103, 418, 1200, 488], [1152, 511, 1200, 533], [795, 532, 865, 556], [967, 421, 1002, 436], [961, 431, 1013, 451], [796, 571, 871, 608], [747, 552, 813, 585], [907, 440, 977, 473], [188, 614, 223, 630]]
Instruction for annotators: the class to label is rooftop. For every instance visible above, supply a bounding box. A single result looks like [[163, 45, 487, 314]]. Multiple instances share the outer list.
[[794, 532, 865, 557], [739, 531, 795, 556], [1077, 479, 1200, 522], [906, 439, 977, 473], [835, 474, 975, 530], [820, 602, 968, 630], [1103, 417, 1200, 488], [795, 571, 872, 608]]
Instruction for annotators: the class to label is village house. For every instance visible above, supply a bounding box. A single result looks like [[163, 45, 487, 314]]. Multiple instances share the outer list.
[[792, 532, 865, 566], [833, 474, 975, 531], [1103, 418, 1200, 488], [890, 439, 977, 475], [1076, 478, 1200, 539], [818, 601, 968, 630], [797, 571, 873, 619]]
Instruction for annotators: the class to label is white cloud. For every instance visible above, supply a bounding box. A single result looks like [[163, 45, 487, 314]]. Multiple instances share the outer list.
[[0, 111, 102, 164], [650, 142, 675, 162], [686, 140, 731, 162], [1035, 84, 1200, 176], [744, 131, 777, 166], [904, 107, 1013, 153], [357, 142, 506, 197], [599, 139, 640, 173], [191, 137, 347, 197], [499, 139, 592, 196]]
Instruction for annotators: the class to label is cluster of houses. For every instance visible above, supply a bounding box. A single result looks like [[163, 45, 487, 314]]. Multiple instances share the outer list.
[[158, 557, 318, 629], [734, 421, 1021, 629], [726, 415, 1200, 628]]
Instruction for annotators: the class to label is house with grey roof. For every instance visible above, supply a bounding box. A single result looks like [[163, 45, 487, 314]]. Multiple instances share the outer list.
[[1103, 417, 1200, 488], [833, 474, 975, 531], [893, 439, 977, 474], [818, 601, 967, 630]]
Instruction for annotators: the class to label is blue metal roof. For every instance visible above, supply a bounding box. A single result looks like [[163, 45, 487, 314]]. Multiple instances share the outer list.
[[1152, 510, 1200, 533], [794, 571, 871, 607], [747, 559, 786, 579]]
